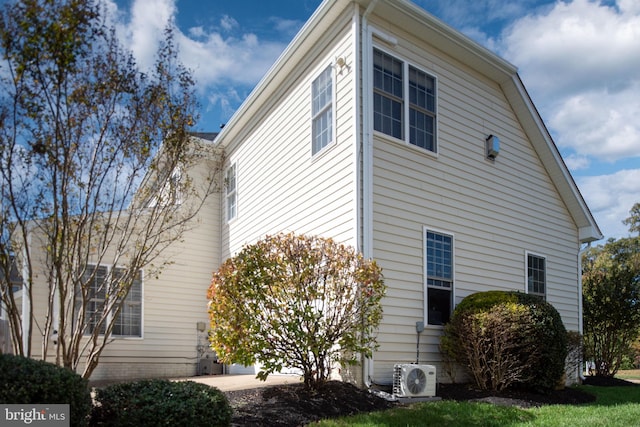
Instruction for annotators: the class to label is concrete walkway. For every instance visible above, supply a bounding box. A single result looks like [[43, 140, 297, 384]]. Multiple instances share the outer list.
[[178, 374, 302, 392]]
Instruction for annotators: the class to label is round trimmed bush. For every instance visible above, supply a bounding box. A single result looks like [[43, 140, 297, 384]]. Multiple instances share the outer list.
[[92, 379, 232, 426], [0, 354, 92, 426], [442, 290, 568, 392]]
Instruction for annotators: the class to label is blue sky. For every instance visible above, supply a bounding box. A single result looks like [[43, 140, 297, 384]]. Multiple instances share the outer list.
[[109, 0, 640, 241]]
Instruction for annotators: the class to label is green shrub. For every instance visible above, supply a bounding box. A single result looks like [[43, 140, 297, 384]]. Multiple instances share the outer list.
[[442, 291, 568, 392], [91, 379, 232, 427], [0, 354, 92, 426], [442, 300, 539, 391]]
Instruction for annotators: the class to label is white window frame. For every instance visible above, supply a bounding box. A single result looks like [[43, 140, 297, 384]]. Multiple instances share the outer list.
[[0, 255, 23, 319], [525, 251, 546, 300], [83, 264, 143, 338], [423, 227, 454, 326], [373, 47, 438, 154], [311, 64, 335, 155], [225, 162, 237, 222], [113, 269, 143, 337], [145, 166, 183, 208]]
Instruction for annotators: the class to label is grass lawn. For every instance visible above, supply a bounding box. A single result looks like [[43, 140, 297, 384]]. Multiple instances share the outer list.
[[311, 385, 640, 427]]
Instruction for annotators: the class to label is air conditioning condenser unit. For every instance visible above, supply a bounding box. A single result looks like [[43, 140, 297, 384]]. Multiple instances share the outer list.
[[393, 363, 436, 398]]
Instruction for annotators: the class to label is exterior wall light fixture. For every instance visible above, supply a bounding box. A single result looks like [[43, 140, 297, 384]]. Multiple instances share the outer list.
[[486, 134, 500, 160]]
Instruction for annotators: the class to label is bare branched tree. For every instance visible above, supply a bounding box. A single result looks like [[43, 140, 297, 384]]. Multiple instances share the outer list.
[[0, 0, 221, 378]]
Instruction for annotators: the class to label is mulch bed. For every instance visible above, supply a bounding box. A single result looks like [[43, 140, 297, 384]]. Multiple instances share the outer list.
[[226, 381, 396, 426], [225, 376, 633, 426]]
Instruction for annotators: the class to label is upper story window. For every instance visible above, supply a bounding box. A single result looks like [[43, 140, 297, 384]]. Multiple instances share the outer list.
[[527, 253, 546, 300], [144, 166, 184, 208], [225, 163, 237, 222], [82, 265, 142, 337], [311, 65, 333, 155], [425, 229, 453, 325], [373, 48, 437, 153]]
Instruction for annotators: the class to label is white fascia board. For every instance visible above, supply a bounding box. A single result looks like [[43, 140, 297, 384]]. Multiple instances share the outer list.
[[214, 0, 343, 150]]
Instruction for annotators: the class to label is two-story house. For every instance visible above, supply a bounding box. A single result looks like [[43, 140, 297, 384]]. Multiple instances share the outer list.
[[210, 0, 601, 385], [3, 0, 601, 385]]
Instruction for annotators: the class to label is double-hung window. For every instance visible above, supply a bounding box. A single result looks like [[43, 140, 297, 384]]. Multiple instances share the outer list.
[[225, 163, 237, 221], [83, 265, 142, 337], [425, 229, 453, 325], [113, 269, 143, 336], [527, 253, 546, 300], [312, 65, 333, 155], [373, 48, 437, 153], [144, 166, 183, 208], [85, 265, 108, 334]]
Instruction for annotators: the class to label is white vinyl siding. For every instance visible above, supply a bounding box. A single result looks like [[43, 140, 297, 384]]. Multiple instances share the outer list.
[[312, 65, 334, 155], [368, 20, 581, 383], [221, 15, 357, 254], [69, 153, 222, 381]]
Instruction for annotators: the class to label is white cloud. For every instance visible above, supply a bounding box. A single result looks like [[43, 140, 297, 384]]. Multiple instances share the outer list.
[[501, 0, 640, 99], [176, 31, 286, 89], [550, 83, 640, 161], [188, 26, 206, 38], [498, 0, 640, 164], [127, 0, 176, 70], [577, 169, 640, 239], [456, 26, 498, 51], [268, 17, 304, 36], [107, 0, 288, 120], [619, 0, 640, 14], [220, 15, 238, 32], [207, 88, 243, 120], [564, 153, 590, 171]]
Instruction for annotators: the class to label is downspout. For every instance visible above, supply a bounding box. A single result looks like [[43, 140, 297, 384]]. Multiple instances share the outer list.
[[361, 0, 379, 389], [578, 241, 590, 381]]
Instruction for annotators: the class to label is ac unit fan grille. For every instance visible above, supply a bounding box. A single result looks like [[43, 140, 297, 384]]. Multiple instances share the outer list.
[[406, 367, 427, 394]]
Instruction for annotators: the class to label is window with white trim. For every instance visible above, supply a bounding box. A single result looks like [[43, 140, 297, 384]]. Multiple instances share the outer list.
[[144, 166, 183, 208], [312, 65, 333, 155], [425, 229, 453, 325], [82, 265, 142, 337], [0, 256, 22, 321], [374, 48, 436, 152], [225, 163, 237, 221], [527, 253, 546, 300]]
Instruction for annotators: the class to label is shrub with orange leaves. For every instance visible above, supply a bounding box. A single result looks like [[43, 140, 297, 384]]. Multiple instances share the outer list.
[[207, 233, 385, 390]]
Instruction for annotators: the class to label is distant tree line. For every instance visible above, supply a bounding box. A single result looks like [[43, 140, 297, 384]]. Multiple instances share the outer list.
[[582, 202, 640, 377]]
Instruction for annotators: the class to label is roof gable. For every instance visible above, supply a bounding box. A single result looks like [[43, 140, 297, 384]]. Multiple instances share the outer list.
[[214, 0, 602, 243]]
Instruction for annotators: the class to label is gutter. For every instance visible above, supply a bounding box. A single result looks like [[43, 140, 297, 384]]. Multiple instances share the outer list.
[[578, 241, 591, 381], [361, 0, 379, 389]]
